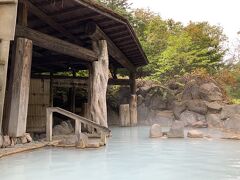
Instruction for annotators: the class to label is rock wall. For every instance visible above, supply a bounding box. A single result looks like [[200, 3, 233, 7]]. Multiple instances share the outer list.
[[107, 78, 240, 133]]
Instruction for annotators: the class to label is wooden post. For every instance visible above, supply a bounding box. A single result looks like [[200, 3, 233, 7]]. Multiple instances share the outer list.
[[49, 72, 54, 107], [7, 38, 33, 137], [75, 120, 81, 136], [119, 104, 130, 127], [88, 40, 109, 127], [71, 71, 76, 113], [130, 72, 136, 95], [129, 72, 137, 126], [100, 132, 107, 145], [130, 95, 137, 126], [46, 108, 53, 142], [0, 40, 10, 134]]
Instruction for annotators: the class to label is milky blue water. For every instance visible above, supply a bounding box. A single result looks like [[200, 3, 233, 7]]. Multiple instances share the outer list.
[[1, 127, 240, 180]]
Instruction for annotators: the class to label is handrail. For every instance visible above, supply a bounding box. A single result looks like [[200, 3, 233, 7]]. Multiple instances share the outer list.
[[46, 107, 111, 143]]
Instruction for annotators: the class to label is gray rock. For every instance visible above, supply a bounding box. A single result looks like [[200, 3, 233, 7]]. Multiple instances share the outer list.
[[76, 133, 89, 148], [220, 105, 240, 120], [137, 95, 144, 106], [20, 136, 28, 144], [149, 124, 163, 138], [173, 101, 187, 119], [187, 100, 207, 115], [24, 133, 33, 143], [58, 135, 78, 145], [53, 121, 74, 136], [206, 102, 223, 113], [191, 121, 208, 128], [137, 103, 149, 123], [167, 121, 184, 138], [206, 114, 223, 128], [224, 114, 240, 132], [182, 80, 200, 100], [137, 86, 151, 97], [2, 136, 11, 148], [199, 83, 223, 101], [180, 110, 206, 127], [187, 130, 204, 138]]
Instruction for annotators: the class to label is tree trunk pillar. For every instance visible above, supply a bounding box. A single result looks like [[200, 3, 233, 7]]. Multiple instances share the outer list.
[[88, 40, 109, 127], [0, 40, 10, 134], [7, 38, 33, 137]]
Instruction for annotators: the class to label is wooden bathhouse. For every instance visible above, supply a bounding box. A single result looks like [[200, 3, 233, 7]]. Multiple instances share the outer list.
[[0, 0, 148, 140]]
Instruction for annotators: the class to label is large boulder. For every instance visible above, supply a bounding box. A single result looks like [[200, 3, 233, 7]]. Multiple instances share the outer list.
[[224, 114, 240, 132], [187, 130, 204, 138], [199, 83, 223, 101], [173, 101, 187, 119], [220, 105, 240, 120], [147, 110, 173, 127], [187, 100, 207, 115], [206, 114, 223, 128], [149, 124, 163, 138], [179, 110, 205, 127], [53, 121, 74, 136], [182, 80, 200, 100], [167, 121, 184, 138], [144, 86, 175, 111]]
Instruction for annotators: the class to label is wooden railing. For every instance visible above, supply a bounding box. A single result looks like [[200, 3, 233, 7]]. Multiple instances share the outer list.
[[46, 107, 111, 144]]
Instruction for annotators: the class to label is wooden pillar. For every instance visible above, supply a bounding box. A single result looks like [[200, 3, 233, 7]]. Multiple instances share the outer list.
[[46, 108, 53, 142], [130, 72, 136, 94], [129, 72, 137, 126], [71, 71, 76, 113], [130, 95, 137, 126], [119, 104, 130, 127], [88, 40, 109, 127], [0, 40, 10, 134], [49, 72, 54, 107], [8, 38, 33, 137]]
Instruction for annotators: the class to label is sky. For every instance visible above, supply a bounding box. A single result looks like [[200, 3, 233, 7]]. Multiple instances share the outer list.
[[129, 0, 240, 49]]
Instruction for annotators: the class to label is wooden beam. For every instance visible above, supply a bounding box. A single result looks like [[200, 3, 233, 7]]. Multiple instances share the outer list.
[[19, 0, 81, 45], [17, 0, 28, 26], [31, 75, 131, 86], [15, 25, 98, 62], [85, 22, 135, 72]]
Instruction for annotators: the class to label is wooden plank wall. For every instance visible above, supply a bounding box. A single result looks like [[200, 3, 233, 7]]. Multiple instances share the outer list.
[[27, 79, 50, 133]]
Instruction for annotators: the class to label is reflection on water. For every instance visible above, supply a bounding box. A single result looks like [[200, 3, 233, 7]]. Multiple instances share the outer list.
[[1, 127, 240, 180]]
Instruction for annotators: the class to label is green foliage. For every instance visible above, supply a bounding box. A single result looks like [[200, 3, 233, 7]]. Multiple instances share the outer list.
[[95, 0, 227, 81], [214, 65, 240, 103], [95, 0, 133, 21]]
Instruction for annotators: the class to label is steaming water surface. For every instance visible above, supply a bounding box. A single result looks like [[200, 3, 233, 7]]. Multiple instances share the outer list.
[[1, 127, 240, 180]]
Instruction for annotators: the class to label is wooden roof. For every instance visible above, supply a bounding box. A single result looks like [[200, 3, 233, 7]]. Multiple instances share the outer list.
[[23, 0, 148, 73]]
